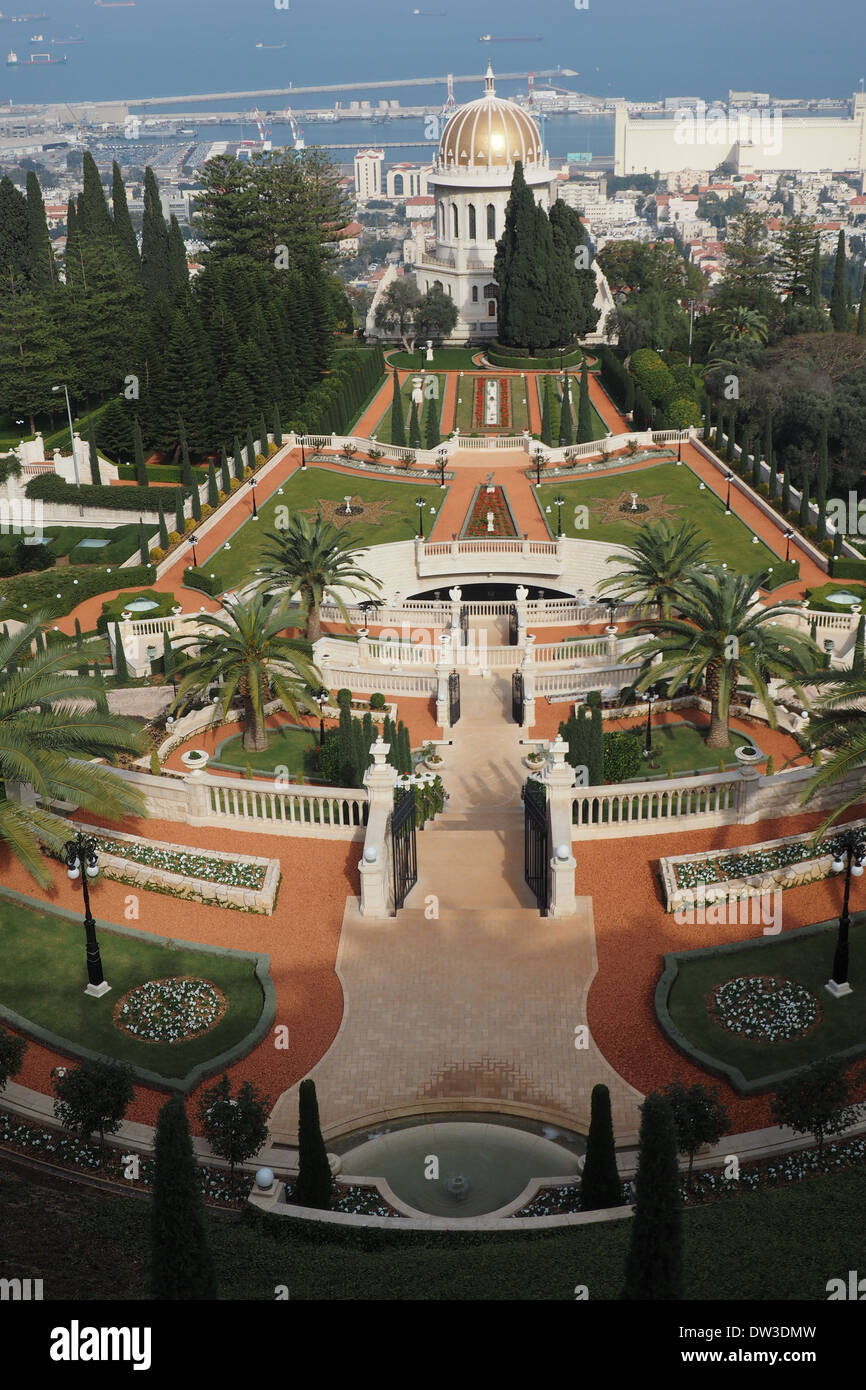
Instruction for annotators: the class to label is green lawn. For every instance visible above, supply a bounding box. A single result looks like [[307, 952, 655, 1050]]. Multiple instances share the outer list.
[[665, 917, 866, 1083], [385, 348, 479, 371], [211, 725, 320, 776], [453, 375, 531, 435], [535, 462, 781, 576], [637, 721, 756, 779], [535, 373, 608, 442], [367, 373, 447, 445], [3, 1157, 866, 1302], [0, 892, 266, 1081], [203, 468, 447, 592]]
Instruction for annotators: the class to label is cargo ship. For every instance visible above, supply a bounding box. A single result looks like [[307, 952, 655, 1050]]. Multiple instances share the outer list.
[[93, 1, 136, 7], [7, 49, 67, 63], [479, 34, 542, 42]]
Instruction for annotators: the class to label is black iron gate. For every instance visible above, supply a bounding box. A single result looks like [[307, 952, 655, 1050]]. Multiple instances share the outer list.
[[523, 778, 550, 915], [448, 670, 461, 725], [459, 605, 469, 646], [391, 786, 417, 912], [508, 604, 518, 645], [512, 670, 524, 724]]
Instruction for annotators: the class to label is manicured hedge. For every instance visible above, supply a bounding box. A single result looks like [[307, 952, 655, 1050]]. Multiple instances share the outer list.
[[830, 557, 866, 580], [25, 472, 186, 514], [597, 346, 635, 413], [68, 524, 141, 567], [0, 563, 154, 621], [487, 341, 584, 370], [96, 588, 178, 634], [183, 566, 223, 597]]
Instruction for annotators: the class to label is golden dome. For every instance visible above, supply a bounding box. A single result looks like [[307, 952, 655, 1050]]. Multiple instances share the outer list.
[[438, 65, 543, 170]]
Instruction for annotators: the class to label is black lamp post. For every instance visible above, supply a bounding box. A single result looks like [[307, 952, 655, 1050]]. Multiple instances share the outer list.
[[438, 448, 447, 488], [300, 439, 307, 470], [677, 439, 682, 462], [558, 346, 564, 372], [64, 831, 109, 996], [535, 448, 544, 487], [250, 476, 258, 518], [642, 685, 658, 759], [189, 532, 198, 568], [415, 495, 426, 538], [554, 495, 565, 537], [725, 471, 734, 514], [784, 529, 793, 563], [313, 686, 329, 742], [827, 829, 866, 996]]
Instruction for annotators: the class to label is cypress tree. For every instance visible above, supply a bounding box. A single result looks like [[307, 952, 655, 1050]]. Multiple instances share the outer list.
[[338, 704, 354, 785], [158, 498, 169, 550], [246, 424, 257, 471], [295, 1079, 332, 1210], [162, 628, 174, 678], [87, 415, 101, 486], [220, 448, 231, 495], [833, 528, 843, 558], [139, 518, 150, 566], [830, 230, 847, 331], [178, 418, 193, 489], [781, 462, 791, 515], [79, 151, 113, 242], [140, 167, 171, 299], [714, 401, 725, 450], [259, 411, 269, 456], [133, 417, 148, 486], [622, 1093, 683, 1301], [580, 1084, 623, 1211], [588, 702, 604, 785], [857, 276, 866, 337], [174, 489, 185, 536], [577, 361, 593, 443], [25, 169, 54, 290], [423, 392, 440, 449], [112, 623, 129, 684], [816, 422, 829, 542], [725, 414, 736, 463], [191, 483, 202, 523], [408, 401, 421, 449], [273, 403, 283, 447], [540, 376, 553, 446], [853, 614, 865, 674], [809, 240, 822, 308], [390, 369, 405, 447], [558, 374, 573, 446], [92, 661, 108, 714], [799, 475, 811, 529], [111, 160, 139, 268], [233, 437, 245, 482], [151, 1095, 218, 1300], [207, 460, 218, 508], [167, 213, 188, 292], [351, 715, 368, 787]]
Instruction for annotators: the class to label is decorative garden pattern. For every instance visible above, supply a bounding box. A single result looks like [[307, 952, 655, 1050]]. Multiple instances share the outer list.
[[113, 977, 227, 1044], [708, 975, 821, 1043], [462, 485, 519, 538]]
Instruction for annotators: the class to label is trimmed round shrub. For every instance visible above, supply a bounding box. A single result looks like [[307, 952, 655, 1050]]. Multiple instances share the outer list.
[[336, 688, 353, 709], [369, 692, 386, 710], [149, 547, 165, 564], [662, 396, 703, 430], [229, 478, 241, 493], [200, 504, 213, 520], [184, 517, 196, 532], [167, 530, 181, 547], [267, 442, 278, 457]]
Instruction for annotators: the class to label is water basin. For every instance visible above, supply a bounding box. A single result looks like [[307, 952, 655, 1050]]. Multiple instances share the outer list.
[[124, 597, 160, 613], [73, 538, 109, 550], [825, 591, 862, 606]]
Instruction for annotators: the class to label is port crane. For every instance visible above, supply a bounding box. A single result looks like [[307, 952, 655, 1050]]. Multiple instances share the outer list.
[[282, 105, 304, 149]]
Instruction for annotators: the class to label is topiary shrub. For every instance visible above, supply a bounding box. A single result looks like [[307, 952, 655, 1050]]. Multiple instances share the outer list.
[[336, 688, 352, 709], [229, 478, 241, 493], [199, 504, 213, 520], [369, 692, 386, 710], [184, 517, 196, 533], [267, 442, 278, 457], [149, 547, 165, 564], [602, 730, 643, 783], [254, 453, 266, 468], [167, 531, 181, 548]]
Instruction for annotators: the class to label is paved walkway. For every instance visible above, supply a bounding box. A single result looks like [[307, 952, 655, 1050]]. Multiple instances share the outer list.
[[268, 671, 644, 1145]]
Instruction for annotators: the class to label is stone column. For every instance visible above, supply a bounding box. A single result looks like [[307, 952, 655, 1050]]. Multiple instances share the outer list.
[[521, 636, 536, 731], [435, 635, 452, 729], [546, 738, 577, 918], [606, 625, 619, 659], [359, 738, 399, 918], [184, 769, 212, 824], [736, 765, 763, 825], [357, 633, 371, 666], [515, 583, 529, 646]]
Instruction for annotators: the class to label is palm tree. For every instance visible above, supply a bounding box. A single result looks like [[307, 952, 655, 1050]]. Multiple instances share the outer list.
[[597, 519, 711, 620], [709, 306, 769, 356], [0, 620, 146, 885], [255, 514, 381, 644], [801, 668, 866, 824], [172, 594, 320, 752], [627, 567, 820, 747]]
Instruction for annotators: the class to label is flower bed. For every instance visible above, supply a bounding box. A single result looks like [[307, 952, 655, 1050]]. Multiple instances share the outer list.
[[462, 485, 519, 538], [88, 833, 265, 889], [114, 977, 227, 1044], [0, 1110, 251, 1207], [499, 378, 510, 430], [708, 975, 821, 1042], [283, 1178, 403, 1218]]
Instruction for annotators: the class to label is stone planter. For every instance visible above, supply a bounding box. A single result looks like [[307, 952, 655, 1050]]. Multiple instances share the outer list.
[[524, 754, 547, 771], [734, 744, 762, 764], [180, 749, 210, 769], [424, 757, 445, 773]]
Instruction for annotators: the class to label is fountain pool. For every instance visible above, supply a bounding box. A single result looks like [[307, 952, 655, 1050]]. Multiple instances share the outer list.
[[825, 591, 863, 607], [123, 597, 161, 613], [339, 1117, 582, 1217]]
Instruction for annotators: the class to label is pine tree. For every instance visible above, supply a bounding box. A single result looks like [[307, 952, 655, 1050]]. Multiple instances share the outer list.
[[111, 160, 140, 268], [259, 411, 269, 456], [0, 173, 29, 284], [580, 1084, 623, 1211], [541, 376, 553, 446], [295, 1079, 332, 1210], [390, 369, 405, 447], [167, 214, 188, 293], [150, 1095, 218, 1300], [622, 1093, 683, 1300], [133, 417, 148, 486], [87, 414, 101, 486], [558, 374, 573, 446], [113, 623, 129, 684], [815, 422, 829, 542], [799, 475, 811, 529], [830, 230, 847, 331], [220, 448, 231, 495], [577, 361, 593, 443], [78, 151, 114, 244], [423, 392, 440, 449], [140, 168, 171, 300], [725, 413, 736, 464], [207, 459, 218, 508], [858, 276, 866, 337]]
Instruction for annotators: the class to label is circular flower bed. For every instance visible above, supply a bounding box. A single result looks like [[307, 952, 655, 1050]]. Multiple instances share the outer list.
[[114, 977, 226, 1044], [709, 974, 821, 1042]]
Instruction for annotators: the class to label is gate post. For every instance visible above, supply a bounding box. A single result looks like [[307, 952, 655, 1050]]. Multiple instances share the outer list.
[[515, 583, 528, 645], [521, 636, 536, 730], [359, 737, 399, 918], [435, 636, 451, 729], [546, 738, 577, 918]]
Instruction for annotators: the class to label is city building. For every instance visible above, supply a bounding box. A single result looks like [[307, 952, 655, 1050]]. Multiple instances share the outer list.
[[354, 148, 385, 203], [385, 163, 432, 199]]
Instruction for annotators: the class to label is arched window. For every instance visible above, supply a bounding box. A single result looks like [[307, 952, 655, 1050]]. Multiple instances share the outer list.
[[452, 203, 459, 238], [471, 285, 478, 302], [488, 300, 496, 316], [468, 203, 476, 240], [393, 173, 404, 196], [438, 202, 445, 238], [483, 282, 497, 299], [486, 203, 496, 239]]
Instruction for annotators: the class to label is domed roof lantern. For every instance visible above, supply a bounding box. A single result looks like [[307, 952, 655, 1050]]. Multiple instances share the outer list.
[[484, 62, 495, 96]]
